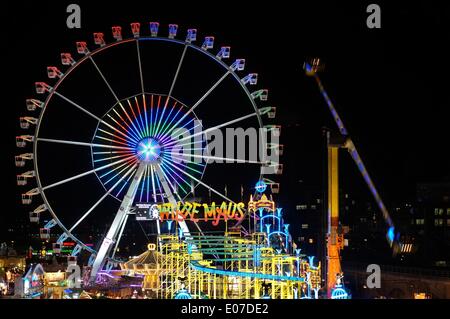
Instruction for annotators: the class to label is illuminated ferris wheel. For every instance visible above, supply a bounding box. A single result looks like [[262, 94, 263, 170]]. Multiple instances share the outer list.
[[15, 22, 283, 283]]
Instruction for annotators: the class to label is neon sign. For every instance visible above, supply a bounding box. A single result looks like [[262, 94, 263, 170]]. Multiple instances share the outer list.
[[157, 201, 246, 226]]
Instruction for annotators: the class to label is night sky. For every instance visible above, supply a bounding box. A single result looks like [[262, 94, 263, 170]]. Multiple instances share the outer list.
[[1, 1, 449, 253]]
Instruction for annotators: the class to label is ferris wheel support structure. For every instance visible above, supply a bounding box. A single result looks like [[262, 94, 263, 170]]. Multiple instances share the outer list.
[[89, 163, 144, 282]]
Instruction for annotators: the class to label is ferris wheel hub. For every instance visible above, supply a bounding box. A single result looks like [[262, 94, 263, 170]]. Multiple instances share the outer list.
[[136, 137, 162, 163]]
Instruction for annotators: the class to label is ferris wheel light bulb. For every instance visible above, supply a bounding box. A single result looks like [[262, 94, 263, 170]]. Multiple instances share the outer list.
[[136, 137, 161, 162]]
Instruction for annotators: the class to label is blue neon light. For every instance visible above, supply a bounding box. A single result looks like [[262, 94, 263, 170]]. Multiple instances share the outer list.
[[387, 226, 395, 243], [255, 180, 267, 193], [136, 137, 161, 162], [174, 289, 192, 299], [331, 288, 348, 299], [92, 94, 206, 201]]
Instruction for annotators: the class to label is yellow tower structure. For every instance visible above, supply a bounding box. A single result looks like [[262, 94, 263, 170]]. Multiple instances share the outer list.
[[326, 135, 345, 297]]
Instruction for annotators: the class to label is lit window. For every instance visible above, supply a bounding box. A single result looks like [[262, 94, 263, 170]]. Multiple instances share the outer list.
[[434, 208, 444, 216], [447, 208, 450, 215], [299, 237, 305, 242], [316, 198, 321, 204], [434, 219, 444, 226], [416, 219, 425, 225], [447, 219, 450, 227], [308, 238, 314, 244], [296, 205, 308, 210], [302, 224, 309, 229], [310, 205, 317, 210]]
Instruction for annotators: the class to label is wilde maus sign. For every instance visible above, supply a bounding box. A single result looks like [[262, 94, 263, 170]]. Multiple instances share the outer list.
[[134, 201, 246, 226]]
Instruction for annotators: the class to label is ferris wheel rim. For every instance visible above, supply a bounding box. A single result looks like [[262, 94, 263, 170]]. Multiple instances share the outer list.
[[30, 32, 268, 260]]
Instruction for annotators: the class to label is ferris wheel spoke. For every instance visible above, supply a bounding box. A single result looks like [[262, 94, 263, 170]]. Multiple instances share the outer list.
[[133, 96, 147, 138], [167, 147, 205, 152], [164, 112, 258, 149], [118, 102, 145, 140], [150, 165, 157, 203], [37, 138, 131, 150], [96, 128, 130, 145], [151, 164, 165, 203], [93, 150, 132, 155], [165, 70, 231, 138], [106, 112, 141, 143], [142, 94, 150, 137], [95, 135, 131, 147], [102, 159, 137, 183], [152, 97, 170, 138], [159, 162, 189, 195], [151, 95, 163, 137], [169, 152, 267, 165], [161, 159, 201, 190], [114, 167, 137, 198], [168, 44, 188, 98], [162, 153, 205, 169], [158, 103, 179, 139], [154, 104, 183, 141], [98, 114, 140, 144], [189, 70, 231, 112], [88, 56, 121, 103], [159, 117, 197, 146], [41, 154, 136, 191], [69, 163, 137, 232], [99, 160, 137, 185], [127, 99, 146, 138], [162, 154, 205, 175], [126, 99, 144, 135], [164, 158, 237, 204], [146, 164, 150, 202], [156, 162, 208, 239], [153, 100, 177, 139], [93, 152, 133, 164], [163, 138, 203, 153], [98, 120, 138, 145], [53, 91, 103, 122], [149, 95, 155, 136], [154, 167, 165, 203], [135, 39, 145, 94], [156, 163, 178, 195]]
